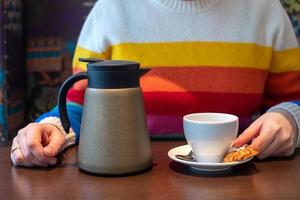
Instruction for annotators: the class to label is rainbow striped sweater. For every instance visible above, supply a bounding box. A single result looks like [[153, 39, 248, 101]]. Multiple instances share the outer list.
[[37, 0, 300, 148]]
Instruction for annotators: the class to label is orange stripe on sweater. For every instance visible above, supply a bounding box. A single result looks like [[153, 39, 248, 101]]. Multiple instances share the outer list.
[[141, 67, 267, 93], [266, 71, 300, 94]]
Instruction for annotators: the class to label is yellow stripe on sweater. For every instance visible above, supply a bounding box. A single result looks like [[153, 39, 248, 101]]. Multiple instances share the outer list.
[[111, 42, 273, 70], [73, 46, 109, 70], [271, 48, 300, 73], [73, 43, 300, 73]]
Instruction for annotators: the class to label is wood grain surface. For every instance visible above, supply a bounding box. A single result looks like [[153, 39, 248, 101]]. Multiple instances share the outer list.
[[1, 141, 300, 200]]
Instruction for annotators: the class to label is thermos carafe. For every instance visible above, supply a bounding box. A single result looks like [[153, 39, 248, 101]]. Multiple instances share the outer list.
[[58, 58, 152, 175]]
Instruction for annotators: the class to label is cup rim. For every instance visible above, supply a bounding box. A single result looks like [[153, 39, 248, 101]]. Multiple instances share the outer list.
[[183, 112, 238, 124]]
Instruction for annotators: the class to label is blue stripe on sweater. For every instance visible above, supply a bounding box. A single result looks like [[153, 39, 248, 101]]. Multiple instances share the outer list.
[[35, 103, 83, 144], [292, 101, 300, 106]]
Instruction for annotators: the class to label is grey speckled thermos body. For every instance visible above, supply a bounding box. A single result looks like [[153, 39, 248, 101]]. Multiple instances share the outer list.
[[58, 58, 152, 175], [78, 87, 152, 174]]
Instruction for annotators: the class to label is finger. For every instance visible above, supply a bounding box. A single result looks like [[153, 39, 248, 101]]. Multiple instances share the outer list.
[[18, 129, 48, 167], [232, 119, 262, 147], [256, 138, 278, 159], [270, 143, 295, 157], [249, 125, 278, 155], [272, 148, 294, 157], [26, 126, 57, 165], [43, 129, 65, 157], [11, 148, 34, 167], [11, 137, 33, 167]]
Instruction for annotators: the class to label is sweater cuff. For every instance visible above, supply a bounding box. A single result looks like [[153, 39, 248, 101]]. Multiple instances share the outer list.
[[268, 102, 300, 148], [38, 116, 76, 151]]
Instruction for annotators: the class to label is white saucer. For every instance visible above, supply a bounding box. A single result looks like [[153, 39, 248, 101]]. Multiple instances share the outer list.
[[168, 145, 254, 172]]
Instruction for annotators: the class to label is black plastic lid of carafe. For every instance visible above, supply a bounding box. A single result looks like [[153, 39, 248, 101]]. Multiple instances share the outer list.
[[83, 59, 150, 89], [87, 60, 140, 71]]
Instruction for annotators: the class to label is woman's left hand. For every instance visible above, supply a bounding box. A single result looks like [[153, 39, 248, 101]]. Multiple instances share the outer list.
[[232, 111, 298, 159]]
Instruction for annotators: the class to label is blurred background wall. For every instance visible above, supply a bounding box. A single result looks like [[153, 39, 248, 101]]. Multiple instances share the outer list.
[[0, 0, 97, 144], [25, 0, 97, 122], [282, 0, 300, 43], [0, 0, 26, 144], [0, 0, 299, 144]]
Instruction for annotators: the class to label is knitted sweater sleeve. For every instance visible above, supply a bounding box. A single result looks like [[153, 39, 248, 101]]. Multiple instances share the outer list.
[[265, 3, 300, 147], [35, 2, 108, 148]]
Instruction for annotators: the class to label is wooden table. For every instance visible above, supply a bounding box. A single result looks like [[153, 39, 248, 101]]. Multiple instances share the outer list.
[[1, 141, 300, 200]]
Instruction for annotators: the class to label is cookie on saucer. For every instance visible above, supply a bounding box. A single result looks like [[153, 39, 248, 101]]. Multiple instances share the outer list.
[[223, 146, 258, 163]]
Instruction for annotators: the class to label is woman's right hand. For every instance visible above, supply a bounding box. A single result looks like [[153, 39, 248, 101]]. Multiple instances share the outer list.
[[11, 123, 66, 167]]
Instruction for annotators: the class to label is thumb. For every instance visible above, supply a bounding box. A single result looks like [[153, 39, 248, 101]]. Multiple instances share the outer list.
[[43, 130, 65, 157], [44, 146, 58, 157], [232, 119, 262, 148]]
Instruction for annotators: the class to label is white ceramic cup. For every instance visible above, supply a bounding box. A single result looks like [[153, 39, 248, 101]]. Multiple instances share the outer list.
[[183, 113, 238, 163]]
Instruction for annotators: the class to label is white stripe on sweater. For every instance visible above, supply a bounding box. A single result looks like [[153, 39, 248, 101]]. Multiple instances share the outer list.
[[76, 0, 298, 54]]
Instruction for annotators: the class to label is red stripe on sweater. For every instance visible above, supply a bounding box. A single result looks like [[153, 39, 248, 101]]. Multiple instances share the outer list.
[[143, 92, 263, 116], [67, 89, 263, 117], [67, 88, 85, 105], [263, 91, 300, 108]]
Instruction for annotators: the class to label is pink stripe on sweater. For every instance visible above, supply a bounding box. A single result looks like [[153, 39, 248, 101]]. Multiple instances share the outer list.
[[147, 114, 253, 136], [147, 114, 184, 135]]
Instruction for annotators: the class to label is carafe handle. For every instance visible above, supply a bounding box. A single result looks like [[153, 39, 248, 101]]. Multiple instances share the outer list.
[[58, 72, 89, 133]]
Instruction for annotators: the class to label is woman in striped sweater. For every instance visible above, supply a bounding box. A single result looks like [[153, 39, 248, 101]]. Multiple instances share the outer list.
[[11, 0, 300, 167]]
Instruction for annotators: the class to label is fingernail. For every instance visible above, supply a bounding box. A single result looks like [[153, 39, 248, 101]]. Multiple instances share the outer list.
[[232, 140, 239, 147], [230, 141, 235, 147]]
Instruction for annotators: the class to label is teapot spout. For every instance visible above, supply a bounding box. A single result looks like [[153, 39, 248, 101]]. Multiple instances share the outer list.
[[139, 68, 151, 77]]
